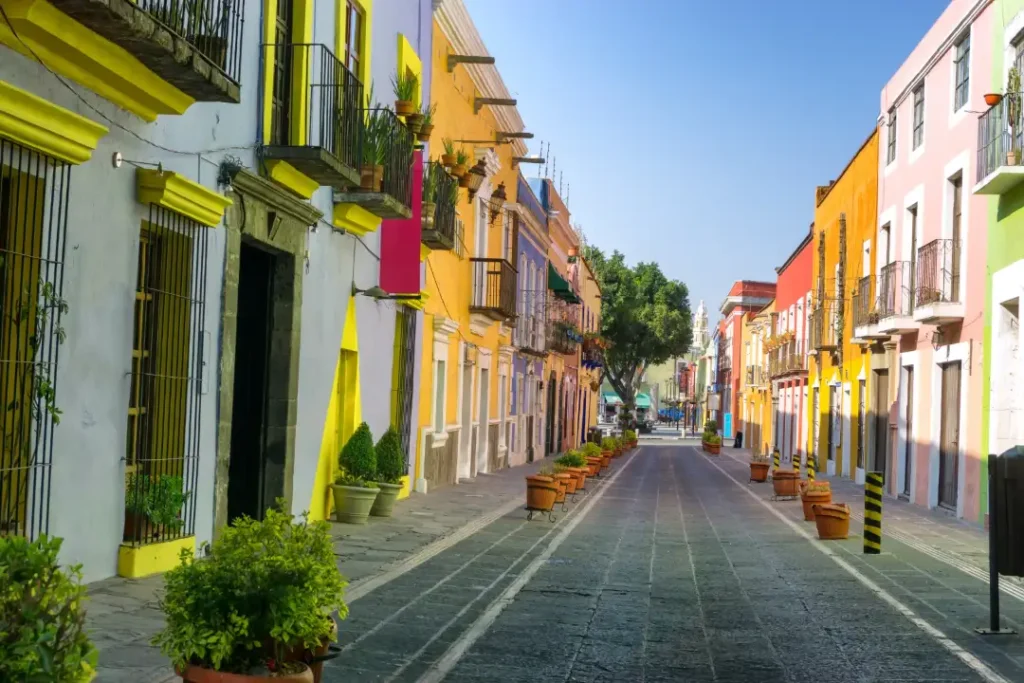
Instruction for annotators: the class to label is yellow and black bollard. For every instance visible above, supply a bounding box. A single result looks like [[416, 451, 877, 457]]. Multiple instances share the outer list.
[[807, 454, 816, 482], [864, 472, 883, 554], [772, 448, 781, 472]]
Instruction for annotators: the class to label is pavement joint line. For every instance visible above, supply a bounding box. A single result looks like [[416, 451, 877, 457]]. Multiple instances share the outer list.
[[413, 447, 643, 683], [639, 468, 659, 683], [699, 447, 1013, 683], [346, 496, 525, 603]]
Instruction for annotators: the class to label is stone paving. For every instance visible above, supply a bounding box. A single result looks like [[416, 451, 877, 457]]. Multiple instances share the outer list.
[[88, 457, 552, 683]]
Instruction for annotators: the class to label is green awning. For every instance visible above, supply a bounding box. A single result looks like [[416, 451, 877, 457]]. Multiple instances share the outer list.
[[601, 391, 651, 409], [635, 393, 652, 409], [548, 263, 581, 303]]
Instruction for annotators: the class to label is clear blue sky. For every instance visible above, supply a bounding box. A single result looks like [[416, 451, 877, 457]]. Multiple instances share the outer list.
[[463, 0, 948, 322]]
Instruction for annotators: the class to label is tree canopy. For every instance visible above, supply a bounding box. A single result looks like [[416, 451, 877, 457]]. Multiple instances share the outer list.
[[583, 247, 692, 411]]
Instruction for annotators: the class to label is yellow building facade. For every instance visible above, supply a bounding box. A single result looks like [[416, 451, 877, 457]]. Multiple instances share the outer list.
[[413, 8, 528, 492], [744, 302, 774, 455], [578, 256, 602, 441], [807, 131, 879, 483]]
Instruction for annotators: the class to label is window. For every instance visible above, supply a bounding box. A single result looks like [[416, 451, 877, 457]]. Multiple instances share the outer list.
[[886, 107, 897, 164], [390, 307, 417, 460], [341, 0, 364, 75], [912, 84, 924, 149], [270, 0, 294, 146], [954, 34, 970, 111], [124, 203, 210, 546], [433, 359, 445, 434]]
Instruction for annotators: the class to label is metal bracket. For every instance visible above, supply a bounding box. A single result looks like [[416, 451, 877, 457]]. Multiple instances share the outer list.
[[474, 97, 517, 114]]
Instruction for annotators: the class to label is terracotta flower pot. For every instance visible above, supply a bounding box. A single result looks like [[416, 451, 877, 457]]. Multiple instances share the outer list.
[[451, 164, 468, 178], [705, 442, 720, 455], [985, 93, 1004, 106], [180, 663, 314, 683], [360, 164, 383, 191], [567, 467, 587, 489], [404, 113, 424, 133], [440, 153, 456, 167], [801, 491, 832, 521], [552, 473, 571, 503], [283, 619, 337, 683], [395, 99, 415, 116], [813, 503, 850, 540], [419, 123, 434, 141], [585, 458, 602, 476], [525, 475, 557, 511], [771, 469, 800, 498], [555, 472, 576, 495], [600, 452, 611, 469], [749, 462, 769, 483]]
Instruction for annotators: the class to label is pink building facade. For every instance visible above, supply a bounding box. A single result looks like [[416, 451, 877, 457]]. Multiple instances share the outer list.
[[872, 0, 992, 520]]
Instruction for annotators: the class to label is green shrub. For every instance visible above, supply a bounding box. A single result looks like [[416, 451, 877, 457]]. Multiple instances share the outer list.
[[555, 450, 587, 468], [153, 505, 347, 674], [0, 535, 97, 682], [337, 422, 377, 486], [600, 437, 616, 451], [125, 474, 190, 529], [582, 443, 602, 458], [374, 427, 406, 485], [705, 434, 722, 446], [704, 419, 718, 433], [622, 429, 637, 442]]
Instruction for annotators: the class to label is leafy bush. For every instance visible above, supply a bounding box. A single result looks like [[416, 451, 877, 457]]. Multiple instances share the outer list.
[[0, 535, 97, 682], [704, 419, 718, 433], [705, 434, 722, 446], [153, 505, 347, 674], [125, 474, 190, 529], [582, 443, 602, 458], [555, 451, 587, 468], [751, 453, 770, 464], [537, 465, 555, 477], [805, 481, 831, 494], [622, 429, 636, 442], [375, 427, 406, 485], [600, 437, 617, 451], [337, 422, 376, 487]]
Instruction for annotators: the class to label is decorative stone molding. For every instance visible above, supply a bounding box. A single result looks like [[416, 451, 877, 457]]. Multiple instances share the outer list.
[[231, 168, 323, 227], [0, 79, 107, 164], [137, 169, 233, 227], [469, 314, 490, 337], [433, 315, 460, 341]]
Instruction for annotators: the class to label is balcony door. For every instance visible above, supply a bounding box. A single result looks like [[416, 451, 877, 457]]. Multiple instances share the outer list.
[[270, 0, 293, 146], [902, 366, 914, 498], [950, 175, 962, 302], [908, 205, 918, 314], [938, 362, 961, 510], [872, 370, 889, 480]]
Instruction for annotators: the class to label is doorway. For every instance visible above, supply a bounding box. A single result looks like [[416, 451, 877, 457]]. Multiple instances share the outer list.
[[811, 387, 820, 469], [902, 366, 914, 498], [459, 361, 473, 479], [873, 370, 889, 481], [938, 362, 961, 509], [545, 373, 557, 456], [828, 385, 840, 466], [228, 242, 277, 522], [478, 368, 490, 473]]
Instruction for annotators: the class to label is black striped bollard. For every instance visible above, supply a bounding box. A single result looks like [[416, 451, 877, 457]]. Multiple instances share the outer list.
[[864, 472, 883, 554], [806, 454, 816, 482], [772, 448, 781, 472]]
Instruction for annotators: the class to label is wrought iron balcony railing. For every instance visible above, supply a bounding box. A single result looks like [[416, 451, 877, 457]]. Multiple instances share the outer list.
[[470, 258, 516, 321], [50, 0, 244, 101], [878, 261, 914, 319], [262, 43, 363, 189], [516, 314, 547, 356], [336, 107, 415, 218], [915, 239, 960, 307], [421, 161, 458, 250], [745, 365, 764, 387], [977, 93, 1024, 185], [809, 300, 840, 352], [546, 295, 581, 354], [852, 275, 878, 330]]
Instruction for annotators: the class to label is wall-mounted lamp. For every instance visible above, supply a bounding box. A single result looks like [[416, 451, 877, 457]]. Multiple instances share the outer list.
[[352, 284, 421, 301], [465, 160, 486, 197], [488, 182, 507, 222]]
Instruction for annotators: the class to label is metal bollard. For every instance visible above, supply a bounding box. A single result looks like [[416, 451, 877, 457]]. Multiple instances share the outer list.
[[807, 454, 816, 482], [772, 448, 781, 471], [864, 472, 883, 554]]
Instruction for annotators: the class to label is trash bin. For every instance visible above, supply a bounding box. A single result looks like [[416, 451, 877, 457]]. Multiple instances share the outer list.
[[734, 430, 743, 449], [992, 446, 1024, 577]]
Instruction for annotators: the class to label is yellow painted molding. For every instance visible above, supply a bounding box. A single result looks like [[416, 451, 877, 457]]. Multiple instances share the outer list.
[[0, 79, 108, 164], [403, 290, 428, 310], [397, 34, 423, 108], [117, 536, 194, 578], [420, 243, 431, 261], [137, 169, 233, 227], [396, 474, 411, 501], [334, 203, 382, 236], [0, 0, 193, 121], [266, 160, 319, 199]]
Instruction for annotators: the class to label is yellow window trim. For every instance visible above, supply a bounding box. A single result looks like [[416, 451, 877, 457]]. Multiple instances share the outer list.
[[0, 0, 194, 121], [333, 203, 382, 236], [136, 169, 233, 228], [397, 34, 422, 109], [266, 160, 319, 199], [0, 79, 107, 164]]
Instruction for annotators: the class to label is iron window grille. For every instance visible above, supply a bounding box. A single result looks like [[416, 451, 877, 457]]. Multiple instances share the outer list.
[[391, 307, 417, 465], [912, 85, 924, 150], [976, 93, 1024, 181], [0, 138, 71, 541], [886, 108, 897, 165], [123, 204, 209, 547], [954, 34, 970, 112]]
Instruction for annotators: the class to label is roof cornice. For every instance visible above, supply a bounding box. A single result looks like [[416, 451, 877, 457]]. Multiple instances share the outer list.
[[435, 0, 528, 157]]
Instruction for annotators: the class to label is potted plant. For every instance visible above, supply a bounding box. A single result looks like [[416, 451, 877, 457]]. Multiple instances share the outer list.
[[404, 111, 424, 135], [360, 108, 386, 191], [800, 480, 832, 521], [153, 505, 347, 683], [599, 437, 616, 468], [525, 470, 558, 514], [452, 150, 469, 178], [555, 450, 589, 489], [370, 427, 405, 518], [391, 71, 418, 117], [0, 535, 98, 682], [703, 433, 722, 455], [124, 473, 190, 542], [813, 503, 851, 540], [985, 93, 1004, 106], [622, 429, 637, 449], [750, 453, 770, 483], [553, 462, 576, 496], [331, 423, 380, 525], [418, 103, 436, 142], [441, 138, 457, 167], [421, 163, 438, 229], [772, 468, 801, 498], [582, 442, 603, 476]]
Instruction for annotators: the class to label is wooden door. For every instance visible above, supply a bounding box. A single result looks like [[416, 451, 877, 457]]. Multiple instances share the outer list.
[[903, 366, 914, 497], [938, 362, 961, 509], [873, 370, 889, 480], [951, 176, 962, 301]]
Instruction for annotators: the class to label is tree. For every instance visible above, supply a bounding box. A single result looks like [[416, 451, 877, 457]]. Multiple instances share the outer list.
[[584, 247, 692, 417]]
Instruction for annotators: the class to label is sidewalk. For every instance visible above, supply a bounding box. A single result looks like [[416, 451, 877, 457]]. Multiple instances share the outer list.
[[87, 457, 552, 683]]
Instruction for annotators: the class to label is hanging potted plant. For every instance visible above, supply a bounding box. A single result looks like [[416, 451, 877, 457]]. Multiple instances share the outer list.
[[391, 71, 418, 117], [749, 453, 770, 483], [153, 505, 347, 683], [440, 138, 457, 167], [985, 93, 1004, 106], [800, 480, 832, 521], [370, 427, 405, 518], [331, 423, 381, 524], [813, 503, 851, 540], [360, 108, 385, 192], [0, 535, 98, 682], [421, 163, 438, 229], [452, 149, 469, 179], [418, 103, 436, 142]]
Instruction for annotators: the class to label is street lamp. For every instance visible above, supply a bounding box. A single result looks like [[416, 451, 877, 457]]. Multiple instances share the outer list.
[[488, 182, 507, 222], [465, 160, 486, 197]]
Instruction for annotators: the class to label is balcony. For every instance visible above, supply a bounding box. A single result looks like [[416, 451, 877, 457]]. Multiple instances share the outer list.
[[334, 108, 414, 219], [262, 43, 362, 190], [809, 301, 840, 353], [470, 258, 516, 321], [913, 239, 963, 324], [49, 0, 243, 103], [547, 295, 581, 355], [852, 275, 887, 342], [745, 365, 764, 388], [975, 94, 1024, 195], [420, 162, 458, 250], [516, 314, 547, 356], [877, 261, 919, 334]]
